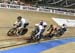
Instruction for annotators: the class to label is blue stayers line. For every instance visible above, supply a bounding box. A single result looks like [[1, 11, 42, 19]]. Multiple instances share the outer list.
[[0, 38, 75, 53]]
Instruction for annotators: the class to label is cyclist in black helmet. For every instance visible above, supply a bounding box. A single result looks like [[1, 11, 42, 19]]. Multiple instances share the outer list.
[[13, 16, 29, 35]]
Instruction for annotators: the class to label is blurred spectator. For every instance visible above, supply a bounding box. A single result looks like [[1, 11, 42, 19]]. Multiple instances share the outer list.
[[10, 0, 18, 5]]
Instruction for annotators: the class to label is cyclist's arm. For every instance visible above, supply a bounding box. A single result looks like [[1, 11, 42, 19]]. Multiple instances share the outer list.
[[13, 21, 17, 26], [47, 26, 51, 31]]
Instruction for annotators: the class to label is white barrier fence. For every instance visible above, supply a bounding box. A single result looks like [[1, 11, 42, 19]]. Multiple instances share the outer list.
[[0, 3, 75, 16]]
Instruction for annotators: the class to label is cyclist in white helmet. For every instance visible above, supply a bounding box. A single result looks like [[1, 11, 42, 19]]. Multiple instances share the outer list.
[[34, 23, 45, 41], [39, 20, 47, 28]]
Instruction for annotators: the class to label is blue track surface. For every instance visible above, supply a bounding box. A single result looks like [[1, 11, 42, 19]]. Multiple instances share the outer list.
[[0, 38, 75, 53]]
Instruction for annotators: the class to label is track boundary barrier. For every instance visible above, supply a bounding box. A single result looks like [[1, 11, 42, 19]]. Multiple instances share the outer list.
[[0, 3, 75, 16]]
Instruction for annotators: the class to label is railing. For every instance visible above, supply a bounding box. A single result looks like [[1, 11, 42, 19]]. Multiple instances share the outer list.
[[0, 3, 75, 16], [64, 3, 75, 7], [50, 0, 63, 4]]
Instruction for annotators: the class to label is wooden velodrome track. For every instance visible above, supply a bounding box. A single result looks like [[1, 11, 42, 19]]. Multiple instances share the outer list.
[[0, 8, 75, 52]]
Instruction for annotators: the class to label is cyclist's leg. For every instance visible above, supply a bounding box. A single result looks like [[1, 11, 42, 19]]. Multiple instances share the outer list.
[[36, 29, 44, 41], [18, 27, 24, 35]]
